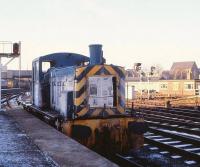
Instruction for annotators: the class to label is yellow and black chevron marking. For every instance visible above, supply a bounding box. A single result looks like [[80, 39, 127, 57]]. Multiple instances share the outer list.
[[75, 67, 86, 77], [91, 108, 103, 116], [87, 108, 117, 117], [104, 65, 126, 114], [74, 65, 125, 117]]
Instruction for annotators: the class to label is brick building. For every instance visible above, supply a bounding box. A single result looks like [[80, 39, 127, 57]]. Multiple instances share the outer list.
[[169, 61, 199, 80], [126, 61, 200, 99]]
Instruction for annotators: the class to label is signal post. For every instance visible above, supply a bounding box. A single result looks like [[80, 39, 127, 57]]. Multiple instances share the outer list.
[[0, 41, 21, 111]]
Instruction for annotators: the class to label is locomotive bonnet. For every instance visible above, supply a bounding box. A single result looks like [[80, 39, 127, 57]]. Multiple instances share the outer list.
[[32, 44, 146, 153]]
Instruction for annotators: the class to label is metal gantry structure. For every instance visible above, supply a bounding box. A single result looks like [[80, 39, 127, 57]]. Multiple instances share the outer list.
[[0, 41, 21, 111]]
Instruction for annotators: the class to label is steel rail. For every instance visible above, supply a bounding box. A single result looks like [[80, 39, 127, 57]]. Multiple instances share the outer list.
[[146, 121, 200, 136], [148, 127, 200, 145], [144, 106, 200, 116], [143, 114, 200, 128], [140, 108, 200, 123], [116, 154, 145, 167], [145, 137, 200, 162]]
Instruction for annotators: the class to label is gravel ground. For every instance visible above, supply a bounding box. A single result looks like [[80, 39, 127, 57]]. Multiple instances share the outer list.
[[0, 111, 57, 167]]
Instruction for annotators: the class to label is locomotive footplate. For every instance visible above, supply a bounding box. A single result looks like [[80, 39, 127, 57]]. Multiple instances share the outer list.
[[20, 103, 60, 126]]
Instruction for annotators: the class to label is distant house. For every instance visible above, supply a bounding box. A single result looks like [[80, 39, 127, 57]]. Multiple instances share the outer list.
[[199, 68, 200, 78], [170, 61, 199, 80], [125, 61, 200, 99], [125, 69, 140, 81]]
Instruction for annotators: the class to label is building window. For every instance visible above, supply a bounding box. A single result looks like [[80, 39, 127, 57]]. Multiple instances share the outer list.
[[173, 82, 179, 91], [160, 83, 168, 89], [184, 84, 194, 90]]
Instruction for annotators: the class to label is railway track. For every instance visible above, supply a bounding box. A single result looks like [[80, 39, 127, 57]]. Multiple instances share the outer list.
[[146, 120, 200, 137], [171, 107, 200, 113], [126, 107, 200, 137], [143, 114, 200, 128], [1, 89, 27, 109], [126, 107, 200, 127], [116, 154, 144, 167], [141, 107, 200, 118], [119, 107, 200, 166], [142, 108, 200, 138], [141, 108, 200, 125], [117, 127, 200, 167], [145, 128, 200, 161]]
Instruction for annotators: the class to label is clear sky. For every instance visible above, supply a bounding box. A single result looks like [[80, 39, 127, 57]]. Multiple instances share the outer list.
[[1, 0, 200, 70]]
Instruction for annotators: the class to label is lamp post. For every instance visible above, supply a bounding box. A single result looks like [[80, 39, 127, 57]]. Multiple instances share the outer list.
[[147, 72, 150, 99], [147, 66, 156, 100], [134, 63, 142, 99]]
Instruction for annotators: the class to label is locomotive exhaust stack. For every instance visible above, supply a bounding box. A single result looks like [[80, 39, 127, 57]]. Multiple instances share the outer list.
[[89, 44, 104, 65]]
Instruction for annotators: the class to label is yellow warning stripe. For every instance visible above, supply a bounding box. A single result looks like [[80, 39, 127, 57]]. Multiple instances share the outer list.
[[106, 108, 115, 115], [104, 65, 117, 75], [74, 92, 86, 106], [76, 67, 86, 78], [118, 66, 126, 76], [86, 66, 102, 77], [77, 107, 88, 117], [91, 108, 102, 116], [75, 77, 86, 91], [117, 105, 124, 114]]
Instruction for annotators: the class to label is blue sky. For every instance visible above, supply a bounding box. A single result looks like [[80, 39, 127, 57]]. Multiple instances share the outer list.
[[1, 0, 200, 70]]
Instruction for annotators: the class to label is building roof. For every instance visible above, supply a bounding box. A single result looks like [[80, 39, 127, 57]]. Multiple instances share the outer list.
[[2, 70, 32, 79], [170, 61, 196, 71], [160, 70, 171, 80], [162, 70, 170, 74]]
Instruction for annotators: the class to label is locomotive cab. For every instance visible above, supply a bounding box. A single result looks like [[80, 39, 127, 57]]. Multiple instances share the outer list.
[[32, 53, 89, 109]]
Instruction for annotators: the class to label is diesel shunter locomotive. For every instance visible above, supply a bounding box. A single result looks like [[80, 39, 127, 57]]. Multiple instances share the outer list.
[[31, 44, 147, 153]]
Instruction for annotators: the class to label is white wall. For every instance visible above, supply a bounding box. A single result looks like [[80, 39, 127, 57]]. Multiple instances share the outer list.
[[125, 81, 160, 99]]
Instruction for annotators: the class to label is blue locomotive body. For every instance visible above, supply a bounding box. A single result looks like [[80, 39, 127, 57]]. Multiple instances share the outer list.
[[32, 52, 89, 109], [31, 44, 146, 153]]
